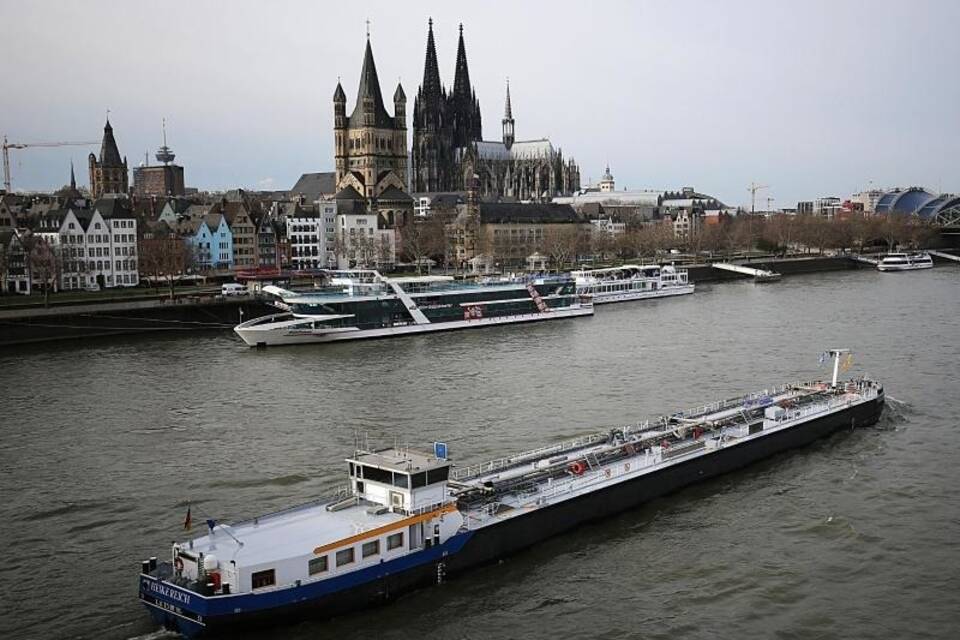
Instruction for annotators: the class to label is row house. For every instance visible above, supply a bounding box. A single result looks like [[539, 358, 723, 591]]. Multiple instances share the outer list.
[[280, 200, 339, 271], [0, 229, 31, 294], [178, 213, 233, 270], [35, 200, 139, 290], [216, 201, 261, 269], [336, 210, 395, 270]]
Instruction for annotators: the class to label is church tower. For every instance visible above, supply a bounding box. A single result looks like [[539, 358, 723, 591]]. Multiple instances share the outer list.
[[447, 24, 482, 150], [502, 81, 515, 150], [334, 33, 408, 199], [88, 118, 128, 198], [412, 18, 450, 193]]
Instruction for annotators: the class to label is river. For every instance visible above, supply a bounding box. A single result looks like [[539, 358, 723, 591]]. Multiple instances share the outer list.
[[1, 267, 958, 639]]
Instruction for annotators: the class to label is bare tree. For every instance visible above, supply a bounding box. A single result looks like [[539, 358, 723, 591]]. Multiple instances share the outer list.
[[401, 217, 447, 274], [139, 236, 194, 300], [28, 236, 62, 307], [542, 226, 580, 272]]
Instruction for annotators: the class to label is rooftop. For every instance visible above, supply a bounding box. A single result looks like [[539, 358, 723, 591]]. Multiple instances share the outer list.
[[349, 448, 449, 474]]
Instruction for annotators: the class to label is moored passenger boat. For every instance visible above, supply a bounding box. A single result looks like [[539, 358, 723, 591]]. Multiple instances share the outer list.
[[138, 350, 883, 637], [571, 264, 694, 304], [877, 252, 934, 272], [233, 270, 592, 347]]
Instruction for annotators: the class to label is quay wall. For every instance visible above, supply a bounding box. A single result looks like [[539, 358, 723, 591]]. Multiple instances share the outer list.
[[0, 298, 273, 347]]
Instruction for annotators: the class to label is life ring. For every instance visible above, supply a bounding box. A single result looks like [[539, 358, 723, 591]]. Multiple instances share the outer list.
[[604, 468, 611, 478], [624, 463, 630, 472], [569, 461, 586, 476], [174, 557, 184, 573]]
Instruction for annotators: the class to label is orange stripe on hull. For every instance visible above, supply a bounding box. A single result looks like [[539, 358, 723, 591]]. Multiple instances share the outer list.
[[312, 503, 458, 556]]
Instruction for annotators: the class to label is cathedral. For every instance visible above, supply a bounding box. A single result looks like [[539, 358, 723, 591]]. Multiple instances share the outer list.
[[411, 20, 580, 202]]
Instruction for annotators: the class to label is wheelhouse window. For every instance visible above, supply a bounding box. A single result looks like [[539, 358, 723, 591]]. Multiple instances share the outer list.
[[308, 556, 328, 575], [251, 569, 276, 589], [362, 540, 380, 558], [336, 548, 355, 567], [386, 532, 404, 551]]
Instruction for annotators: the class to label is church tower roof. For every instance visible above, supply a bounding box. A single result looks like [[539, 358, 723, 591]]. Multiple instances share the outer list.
[[70, 161, 76, 189], [99, 118, 124, 167], [333, 81, 346, 103], [349, 36, 394, 128], [504, 80, 513, 120]]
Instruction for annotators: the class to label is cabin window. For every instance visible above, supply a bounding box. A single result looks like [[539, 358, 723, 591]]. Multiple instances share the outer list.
[[392, 473, 409, 489], [348, 462, 355, 477], [427, 467, 450, 484], [336, 548, 355, 567], [251, 569, 276, 589], [361, 465, 392, 484], [387, 532, 404, 551], [362, 540, 380, 558], [411, 472, 427, 489], [308, 556, 328, 575]]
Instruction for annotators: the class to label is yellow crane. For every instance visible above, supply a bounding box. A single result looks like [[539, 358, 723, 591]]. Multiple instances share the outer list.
[[2, 136, 99, 192], [747, 182, 769, 214]]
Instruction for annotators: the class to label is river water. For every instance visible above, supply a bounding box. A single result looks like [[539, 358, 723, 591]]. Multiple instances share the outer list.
[[1, 267, 958, 640]]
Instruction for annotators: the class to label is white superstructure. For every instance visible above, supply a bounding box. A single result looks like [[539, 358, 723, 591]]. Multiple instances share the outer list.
[[877, 252, 933, 272], [571, 264, 694, 304]]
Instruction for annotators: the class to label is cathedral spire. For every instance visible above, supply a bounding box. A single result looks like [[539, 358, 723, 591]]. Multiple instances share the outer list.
[[448, 23, 482, 148], [502, 79, 515, 150], [420, 18, 443, 107], [69, 161, 76, 189], [452, 23, 472, 101]]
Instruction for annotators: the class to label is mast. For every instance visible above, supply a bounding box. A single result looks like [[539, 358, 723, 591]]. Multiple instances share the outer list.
[[828, 349, 850, 388]]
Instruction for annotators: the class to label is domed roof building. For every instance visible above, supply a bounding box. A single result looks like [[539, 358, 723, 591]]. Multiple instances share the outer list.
[[874, 187, 960, 227]]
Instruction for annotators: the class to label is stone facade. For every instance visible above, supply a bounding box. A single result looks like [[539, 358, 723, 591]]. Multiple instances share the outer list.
[[133, 164, 184, 197], [333, 36, 408, 200]]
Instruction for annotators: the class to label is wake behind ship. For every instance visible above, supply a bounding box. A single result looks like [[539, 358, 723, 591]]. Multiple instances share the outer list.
[[233, 270, 592, 346], [139, 350, 883, 637]]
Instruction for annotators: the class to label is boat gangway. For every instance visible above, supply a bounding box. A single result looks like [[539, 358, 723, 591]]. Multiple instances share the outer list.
[[928, 250, 960, 263], [712, 262, 781, 282], [849, 254, 880, 266]]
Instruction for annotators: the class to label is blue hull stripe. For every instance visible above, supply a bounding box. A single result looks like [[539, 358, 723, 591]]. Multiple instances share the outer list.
[[140, 531, 474, 625]]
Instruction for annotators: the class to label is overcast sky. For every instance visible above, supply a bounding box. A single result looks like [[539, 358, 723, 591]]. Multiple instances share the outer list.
[[3, 0, 958, 208]]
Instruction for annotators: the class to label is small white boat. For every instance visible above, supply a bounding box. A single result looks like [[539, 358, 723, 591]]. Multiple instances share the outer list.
[[876, 252, 934, 272], [571, 264, 694, 304]]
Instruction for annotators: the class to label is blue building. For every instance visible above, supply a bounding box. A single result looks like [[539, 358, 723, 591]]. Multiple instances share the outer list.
[[181, 213, 233, 270]]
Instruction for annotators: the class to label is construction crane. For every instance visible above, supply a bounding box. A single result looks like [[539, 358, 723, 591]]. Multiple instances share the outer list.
[[2, 136, 100, 192], [765, 195, 776, 214], [747, 182, 769, 214]]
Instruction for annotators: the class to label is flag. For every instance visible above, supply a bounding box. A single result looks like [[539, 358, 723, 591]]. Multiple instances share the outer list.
[[206, 519, 217, 532], [841, 353, 853, 372], [183, 504, 192, 531], [818, 352, 827, 366]]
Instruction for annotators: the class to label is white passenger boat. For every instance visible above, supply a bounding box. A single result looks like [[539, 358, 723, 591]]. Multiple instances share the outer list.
[[571, 264, 694, 304], [233, 270, 592, 347], [877, 252, 934, 272], [139, 350, 883, 638]]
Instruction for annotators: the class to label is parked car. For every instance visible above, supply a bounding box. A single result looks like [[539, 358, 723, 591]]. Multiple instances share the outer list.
[[221, 283, 247, 297]]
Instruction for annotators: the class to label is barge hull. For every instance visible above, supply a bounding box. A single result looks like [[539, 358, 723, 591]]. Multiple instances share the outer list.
[[448, 393, 884, 572]]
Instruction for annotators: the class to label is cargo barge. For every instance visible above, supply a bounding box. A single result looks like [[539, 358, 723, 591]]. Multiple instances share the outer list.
[[138, 349, 883, 637]]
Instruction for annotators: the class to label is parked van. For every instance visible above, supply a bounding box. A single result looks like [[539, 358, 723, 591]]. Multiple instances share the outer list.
[[221, 283, 247, 297]]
